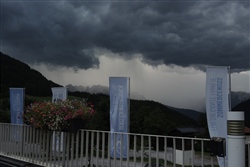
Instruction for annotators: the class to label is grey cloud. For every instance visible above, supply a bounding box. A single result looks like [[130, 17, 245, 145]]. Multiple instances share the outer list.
[[1, 1, 249, 71]]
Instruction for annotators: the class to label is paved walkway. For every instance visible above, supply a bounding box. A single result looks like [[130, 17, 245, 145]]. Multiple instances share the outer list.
[[49, 149, 218, 167], [1, 148, 219, 167]]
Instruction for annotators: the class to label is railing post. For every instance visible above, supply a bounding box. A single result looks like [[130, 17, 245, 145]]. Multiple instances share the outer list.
[[45, 130, 50, 166], [173, 138, 176, 167], [182, 138, 184, 167], [80, 130, 84, 167], [90, 131, 94, 167], [101, 131, 105, 167], [149, 136, 151, 167], [70, 133, 74, 166], [114, 132, 117, 166], [141, 135, 144, 167], [248, 142, 250, 167], [156, 136, 159, 167], [96, 131, 100, 166], [52, 131, 56, 167], [164, 137, 167, 167], [35, 129, 39, 164], [191, 138, 194, 167], [133, 134, 136, 167], [38, 129, 42, 164], [62, 132, 66, 167], [28, 126, 32, 160], [66, 132, 70, 167], [108, 132, 111, 167], [75, 131, 80, 166], [120, 133, 123, 167], [126, 133, 130, 167], [85, 131, 89, 167], [201, 139, 204, 167]]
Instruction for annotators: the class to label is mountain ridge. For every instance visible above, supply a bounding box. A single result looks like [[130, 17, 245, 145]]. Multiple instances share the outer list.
[[232, 99, 250, 127], [0, 52, 62, 97]]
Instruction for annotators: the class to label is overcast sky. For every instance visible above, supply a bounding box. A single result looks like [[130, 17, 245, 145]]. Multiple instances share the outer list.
[[1, 0, 249, 110]]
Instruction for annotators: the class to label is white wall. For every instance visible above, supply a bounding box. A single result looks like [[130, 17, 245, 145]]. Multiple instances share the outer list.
[[175, 149, 194, 166]]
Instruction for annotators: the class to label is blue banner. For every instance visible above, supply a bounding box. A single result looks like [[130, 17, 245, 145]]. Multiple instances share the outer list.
[[51, 87, 67, 152], [206, 66, 230, 167], [109, 77, 130, 159], [10, 88, 25, 125], [51, 87, 67, 102], [10, 88, 24, 142]]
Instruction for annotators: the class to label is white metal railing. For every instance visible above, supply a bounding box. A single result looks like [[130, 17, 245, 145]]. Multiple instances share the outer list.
[[0, 123, 219, 167]]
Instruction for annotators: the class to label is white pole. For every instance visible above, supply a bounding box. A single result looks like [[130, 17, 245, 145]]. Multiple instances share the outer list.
[[227, 111, 245, 167]]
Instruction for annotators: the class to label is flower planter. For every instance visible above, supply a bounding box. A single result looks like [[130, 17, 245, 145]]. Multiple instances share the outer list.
[[63, 118, 86, 133], [24, 99, 94, 132]]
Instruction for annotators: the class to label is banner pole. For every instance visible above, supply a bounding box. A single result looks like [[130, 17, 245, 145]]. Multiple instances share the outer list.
[[228, 66, 232, 111], [127, 77, 130, 133]]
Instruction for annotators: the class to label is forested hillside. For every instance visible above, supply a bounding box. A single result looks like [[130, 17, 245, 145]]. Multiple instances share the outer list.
[[0, 52, 61, 98], [232, 99, 250, 127], [68, 92, 198, 135]]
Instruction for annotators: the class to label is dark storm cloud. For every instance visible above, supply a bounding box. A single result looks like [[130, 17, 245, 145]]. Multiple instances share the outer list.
[[1, 1, 249, 71]]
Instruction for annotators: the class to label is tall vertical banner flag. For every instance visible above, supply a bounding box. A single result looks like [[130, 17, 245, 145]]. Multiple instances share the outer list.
[[51, 87, 68, 102], [10, 88, 25, 125], [109, 77, 130, 159], [10, 88, 25, 142], [206, 66, 230, 167], [51, 87, 68, 152]]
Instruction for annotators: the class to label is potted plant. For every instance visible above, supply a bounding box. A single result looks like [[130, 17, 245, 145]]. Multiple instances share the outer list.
[[24, 99, 95, 132]]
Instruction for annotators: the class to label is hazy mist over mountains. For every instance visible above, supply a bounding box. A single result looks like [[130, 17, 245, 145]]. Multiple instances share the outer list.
[[66, 84, 250, 112], [66, 84, 146, 100]]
